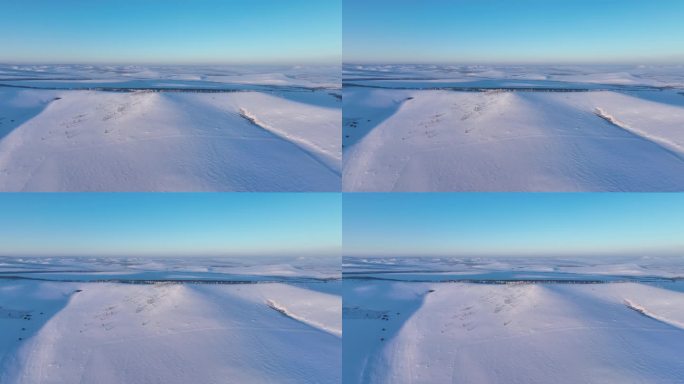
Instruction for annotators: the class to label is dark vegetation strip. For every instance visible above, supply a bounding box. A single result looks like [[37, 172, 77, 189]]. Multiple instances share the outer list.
[[343, 83, 595, 92], [343, 275, 679, 284], [0, 83, 337, 93], [342, 83, 665, 92], [0, 275, 340, 284]]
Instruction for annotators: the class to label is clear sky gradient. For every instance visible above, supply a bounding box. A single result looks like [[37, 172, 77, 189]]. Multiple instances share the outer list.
[[344, 193, 684, 258], [0, 0, 341, 64], [0, 193, 340, 258], [344, 0, 684, 64]]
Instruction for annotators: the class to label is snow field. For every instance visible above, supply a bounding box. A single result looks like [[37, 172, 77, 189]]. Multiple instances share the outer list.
[[343, 88, 684, 191], [343, 280, 684, 384], [0, 280, 341, 384]]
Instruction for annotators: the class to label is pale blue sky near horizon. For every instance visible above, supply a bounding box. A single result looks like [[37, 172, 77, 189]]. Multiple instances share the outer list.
[[344, 0, 684, 64], [0, 0, 341, 64], [3, 1, 681, 65], [0, 193, 341, 258], [344, 194, 684, 258]]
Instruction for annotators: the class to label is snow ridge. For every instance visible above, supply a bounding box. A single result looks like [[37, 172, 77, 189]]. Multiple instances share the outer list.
[[239, 108, 341, 176], [266, 299, 342, 337], [594, 107, 628, 128], [624, 299, 684, 330], [595, 106, 684, 156]]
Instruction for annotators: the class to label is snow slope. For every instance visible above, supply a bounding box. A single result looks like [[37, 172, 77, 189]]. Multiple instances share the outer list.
[[344, 280, 684, 384], [0, 65, 341, 191], [343, 88, 684, 191], [264, 283, 342, 337], [0, 256, 341, 383]]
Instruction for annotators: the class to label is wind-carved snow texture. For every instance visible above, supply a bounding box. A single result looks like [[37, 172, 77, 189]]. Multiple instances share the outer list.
[[594, 106, 684, 157], [0, 64, 341, 192], [594, 107, 627, 128], [267, 298, 342, 337], [0, 257, 341, 384], [623, 299, 684, 330], [343, 256, 684, 384], [343, 65, 684, 192], [239, 107, 341, 175]]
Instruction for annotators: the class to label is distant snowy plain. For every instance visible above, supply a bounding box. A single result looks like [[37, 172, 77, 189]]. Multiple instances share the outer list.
[[0, 65, 341, 191], [0, 256, 341, 384], [343, 64, 684, 191], [343, 256, 684, 383]]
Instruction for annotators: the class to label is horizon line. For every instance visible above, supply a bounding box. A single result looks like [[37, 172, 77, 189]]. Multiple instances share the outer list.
[[343, 60, 684, 66]]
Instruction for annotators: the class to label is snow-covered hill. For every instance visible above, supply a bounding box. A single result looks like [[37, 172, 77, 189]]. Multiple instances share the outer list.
[[0, 257, 341, 384], [0, 65, 341, 191], [343, 256, 684, 383], [343, 65, 684, 191]]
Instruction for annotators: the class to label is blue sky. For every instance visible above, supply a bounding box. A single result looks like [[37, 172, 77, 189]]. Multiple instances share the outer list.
[[344, 194, 684, 258], [0, 193, 340, 258], [0, 0, 341, 64], [344, 0, 684, 64]]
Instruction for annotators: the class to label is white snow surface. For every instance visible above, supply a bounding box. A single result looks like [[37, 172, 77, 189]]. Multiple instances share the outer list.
[[263, 283, 342, 337], [0, 256, 341, 384], [344, 280, 684, 384], [0, 65, 341, 191], [343, 65, 684, 192]]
